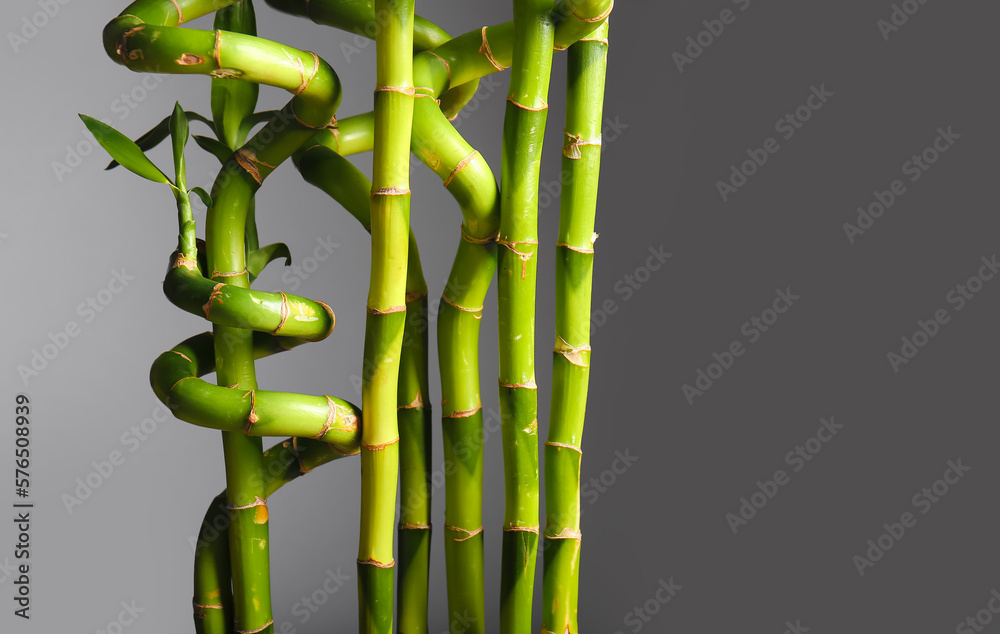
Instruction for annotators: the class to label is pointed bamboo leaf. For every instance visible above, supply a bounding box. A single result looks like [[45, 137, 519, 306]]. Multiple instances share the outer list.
[[193, 135, 233, 165], [169, 103, 189, 186], [247, 242, 292, 281], [105, 111, 215, 170], [189, 187, 213, 209], [80, 114, 169, 185]]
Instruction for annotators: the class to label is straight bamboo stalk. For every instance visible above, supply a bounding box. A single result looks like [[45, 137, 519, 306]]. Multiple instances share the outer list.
[[542, 21, 609, 634], [357, 0, 415, 631], [497, 0, 558, 630]]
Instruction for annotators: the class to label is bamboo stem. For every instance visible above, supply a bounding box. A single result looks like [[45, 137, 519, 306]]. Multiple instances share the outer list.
[[542, 21, 608, 634], [357, 0, 415, 631]]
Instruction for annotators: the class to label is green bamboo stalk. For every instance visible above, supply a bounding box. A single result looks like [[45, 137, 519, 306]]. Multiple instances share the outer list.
[[495, 0, 558, 631], [152, 331, 362, 451], [357, 0, 414, 631], [410, 95, 500, 634], [542, 21, 608, 634], [294, 143, 433, 634]]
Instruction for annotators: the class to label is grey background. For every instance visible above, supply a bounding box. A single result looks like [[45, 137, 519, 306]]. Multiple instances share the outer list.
[[1, 0, 998, 632]]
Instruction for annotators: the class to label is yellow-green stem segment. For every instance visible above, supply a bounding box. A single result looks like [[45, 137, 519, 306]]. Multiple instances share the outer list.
[[358, 0, 415, 632]]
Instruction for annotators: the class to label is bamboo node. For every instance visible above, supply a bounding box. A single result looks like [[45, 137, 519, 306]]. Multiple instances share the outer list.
[[445, 525, 484, 542], [441, 293, 483, 315], [425, 50, 451, 84], [554, 335, 591, 367], [329, 442, 361, 456], [503, 524, 540, 534], [545, 527, 583, 541], [545, 440, 582, 454], [315, 300, 336, 339], [568, 0, 614, 22], [290, 99, 327, 130], [444, 403, 482, 419], [499, 378, 538, 389], [400, 521, 431, 530], [556, 241, 595, 254], [414, 86, 436, 99], [312, 395, 337, 439], [370, 186, 411, 197], [399, 392, 424, 410], [461, 225, 500, 245], [507, 96, 548, 112], [192, 602, 224, 610], [171, 254, 199, 271], [357, 558, 395, 569], [478, 26, 509, 71], [211, 269, 248, 279], [563, 131, 602, 159], [443, 150, 480, 188], [168, 0, 183, 23], [272, 292, 291, 335], [367, 304, 406, 315], [293, 52, 321, 96], [578, 36, 610, 44], [496, 238, 538, 279], [375, 85, 416, 97], [213, 30, 222, 67], [210, 68, 244, 79], [201, 283, 225, 318], [362, 437, 399, 451], [235, 620, 274, 634], [226, 496, 267, 511]]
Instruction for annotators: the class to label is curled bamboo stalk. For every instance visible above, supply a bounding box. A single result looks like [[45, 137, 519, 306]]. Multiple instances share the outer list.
[[357, 0, 415, 631], [100, 1, 343, 631], [542, 20, 609, 634]]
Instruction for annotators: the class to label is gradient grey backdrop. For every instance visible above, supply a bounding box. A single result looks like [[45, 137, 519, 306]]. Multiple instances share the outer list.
[[2, 0, 998, 632]]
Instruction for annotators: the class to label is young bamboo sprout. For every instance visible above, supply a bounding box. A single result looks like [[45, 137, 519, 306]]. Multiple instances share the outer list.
[[543, 21, 609, 634]]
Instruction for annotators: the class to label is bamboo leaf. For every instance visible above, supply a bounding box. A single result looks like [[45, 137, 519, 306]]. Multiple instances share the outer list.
[[247, 242, 292, 281], [105, 111, 214, 170], [80, 114, 169, 185], [189, 187, 213, 209], [193, 135, 233, 165], [169, 103, 189, 186]]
